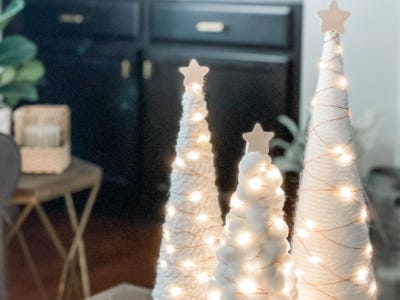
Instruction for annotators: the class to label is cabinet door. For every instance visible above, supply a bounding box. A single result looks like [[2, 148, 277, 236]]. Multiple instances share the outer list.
[[140, 47, 295, 219], [37, 54, 140, 204]]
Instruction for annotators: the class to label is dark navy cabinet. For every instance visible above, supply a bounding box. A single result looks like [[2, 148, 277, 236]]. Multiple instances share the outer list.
[[23, 0, 302, 219]]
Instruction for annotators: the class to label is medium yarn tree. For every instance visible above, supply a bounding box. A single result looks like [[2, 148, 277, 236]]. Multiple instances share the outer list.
[[152, 59, 222, 300], [209, 124, 298, 300], [291, 1, 377, 299]]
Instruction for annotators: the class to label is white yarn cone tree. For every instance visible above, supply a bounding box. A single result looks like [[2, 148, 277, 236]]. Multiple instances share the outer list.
[[152, 59, 222, 300], [209, 123, 298, 300], [291, 1, 377, 299]]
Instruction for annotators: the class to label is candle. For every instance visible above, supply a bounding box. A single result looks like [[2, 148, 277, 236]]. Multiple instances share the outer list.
[[23, 124, 61, 148], [0, 105, 12, 135]]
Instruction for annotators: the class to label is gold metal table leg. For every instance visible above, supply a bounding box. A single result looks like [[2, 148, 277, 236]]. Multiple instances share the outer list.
[[35, 202, 81, 299], [57, 182, 100, 300], [65, 192, 91, 297], [3, 214, 49, 300], [5, 203, 35, 245]]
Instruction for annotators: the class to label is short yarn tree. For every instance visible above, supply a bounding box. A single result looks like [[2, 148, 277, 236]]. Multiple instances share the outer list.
[[209, 123, 298, 300], [152, 59, 222, 300], [291, 1, 377, 299]]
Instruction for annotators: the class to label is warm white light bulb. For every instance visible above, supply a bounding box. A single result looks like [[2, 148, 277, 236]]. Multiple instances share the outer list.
[[333, 146, 344, 154], [190, 191, 202, 202], [305, 219, 316, 230], [276, 187, 284, 196], [319, 61, 330, 70], [339, 187, 353, 200], [160, 260, 167, 269], [236, 232, 251, 246], [198, 134, 210, 143], [169, 286, 183, 297], [356, 267, 369, 283], [309, 255, 321, 264], [268, 167, 281, 179], [173, 157, 185, 168], [167, 206, 176, 217], [239, 279, 257, 294], [183, 260, 196, 268], [197, 272, 208, 283], [249, 177, 262, 190], [360, 207, 369, 222], [205, 236, 215, 246], [337, 76, 348, 89], [365, 243, 373, 257], [340, 153, 352, 164], [166, 245, 175, 254], [187, 151, 200, 160], [208, 291, 221, 300], [274, 217, 286, 230], [192, 112, 204, 122], [284, 262, 294, 275], [369, 281, 377, 295], [198, 213, 208, 222], [311, 97, 318, 107], [191, 83, 203, 94], [295, 269, 305, 278], [164, 229, 170, 239], [298, 229, 309, 238], [230, 195, 243, 208]]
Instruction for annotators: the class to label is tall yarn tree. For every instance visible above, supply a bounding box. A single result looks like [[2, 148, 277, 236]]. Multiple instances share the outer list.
[[291, 1, 377, 299], [152, 59, 222, 300], [209, 124, 298, 300]]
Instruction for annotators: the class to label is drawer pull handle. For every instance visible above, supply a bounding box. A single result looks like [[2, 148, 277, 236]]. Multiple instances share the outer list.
[[121, 59, 131, 79], [143, 60, 153, 80], [58, 13, 85, 24], [196, 21, 225, 33]]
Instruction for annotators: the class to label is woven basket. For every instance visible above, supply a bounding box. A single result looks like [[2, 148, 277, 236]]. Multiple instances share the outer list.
[[13, 105, 71, 174]]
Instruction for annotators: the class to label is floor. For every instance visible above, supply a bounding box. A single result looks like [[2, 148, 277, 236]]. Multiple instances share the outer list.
[[5, 209, 162, 300], [4, 205, 400, 300]]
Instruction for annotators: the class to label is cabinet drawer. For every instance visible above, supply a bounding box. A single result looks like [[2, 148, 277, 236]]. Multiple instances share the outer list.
[[25, 0, 140, 39], [151, 3, 293, 48]]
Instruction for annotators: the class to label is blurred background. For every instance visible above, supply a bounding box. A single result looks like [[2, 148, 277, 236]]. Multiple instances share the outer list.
[[1, 0, 399, 299]]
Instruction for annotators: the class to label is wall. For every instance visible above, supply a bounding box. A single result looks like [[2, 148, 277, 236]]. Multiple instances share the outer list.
[[300, 0, 400, 174]]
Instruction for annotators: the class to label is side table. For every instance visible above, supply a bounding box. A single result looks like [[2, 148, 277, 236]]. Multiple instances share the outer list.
[[5, 157, 102, 300]]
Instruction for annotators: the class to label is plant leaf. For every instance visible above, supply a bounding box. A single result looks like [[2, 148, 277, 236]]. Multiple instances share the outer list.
[[16, 60, 45, 83], [0, 67, 16, 86], [0, 0, 25, 32], [277, 115, 299, 138], [0, 81, 38, 107], [270, 138, 290, 150], [0, 35, 37, 67]]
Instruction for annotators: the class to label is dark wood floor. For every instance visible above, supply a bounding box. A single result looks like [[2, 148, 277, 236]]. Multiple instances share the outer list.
[[5, 210, 162, 300]]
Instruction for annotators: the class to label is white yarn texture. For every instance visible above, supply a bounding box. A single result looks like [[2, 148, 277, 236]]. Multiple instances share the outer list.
[[210, 151, 298, 300], [291, 32, 377, 300], [152, 88, 222, 300]]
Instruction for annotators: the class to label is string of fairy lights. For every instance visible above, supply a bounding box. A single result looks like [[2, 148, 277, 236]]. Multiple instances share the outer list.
[[154, 76, 222, 299], [292, 31, 377, 299], [207, 125, 298, 300], [155, 2, 378, 299]]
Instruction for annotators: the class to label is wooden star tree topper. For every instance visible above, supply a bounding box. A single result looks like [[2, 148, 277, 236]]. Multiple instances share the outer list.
[[242, 123, 275, 154], [179, 59, 210, 87], [317, 0, 350, 34]]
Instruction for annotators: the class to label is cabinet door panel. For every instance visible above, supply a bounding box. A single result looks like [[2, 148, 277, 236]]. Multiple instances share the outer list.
[[38, 55, 140, 188], [140, 48, 293, 218]]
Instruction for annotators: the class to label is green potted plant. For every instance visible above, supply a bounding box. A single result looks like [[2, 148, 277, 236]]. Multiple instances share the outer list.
[[0, 0, 45, 135]]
